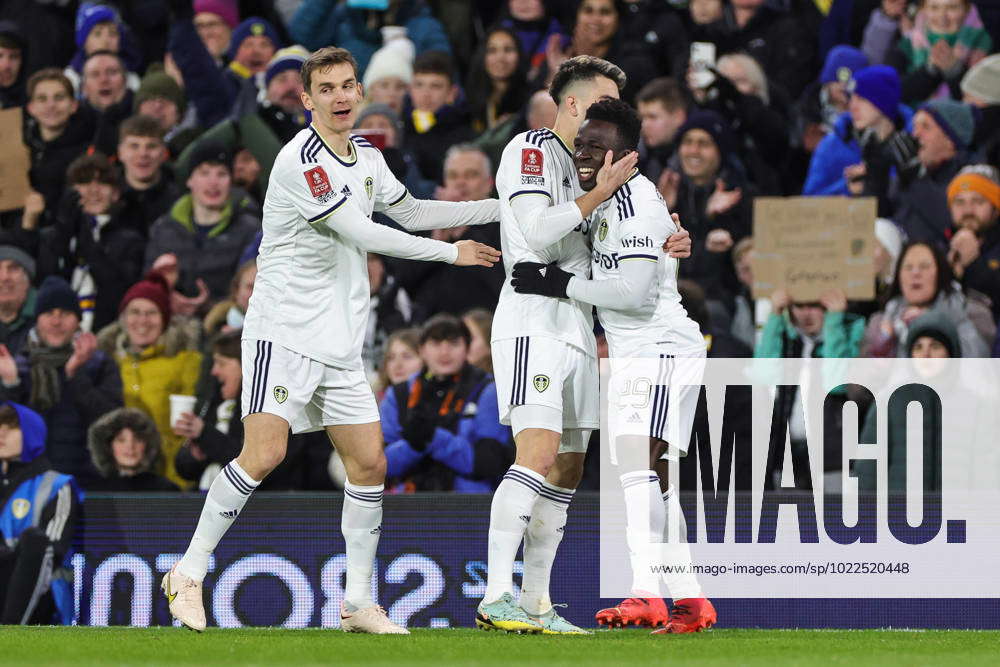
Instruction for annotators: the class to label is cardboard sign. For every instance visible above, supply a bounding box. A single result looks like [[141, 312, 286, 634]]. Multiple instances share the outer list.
[[0, 107, 30, 213], [752, 197, 876, 301]]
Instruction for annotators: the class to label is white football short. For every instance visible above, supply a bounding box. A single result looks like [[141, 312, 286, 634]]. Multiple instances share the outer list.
[[493, 335, 599, 431], [607, 348, 706, 466], [241, 339, 379, 433]]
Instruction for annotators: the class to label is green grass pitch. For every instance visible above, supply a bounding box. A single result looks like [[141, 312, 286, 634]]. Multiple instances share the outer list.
[[3, 627, 999, 666]]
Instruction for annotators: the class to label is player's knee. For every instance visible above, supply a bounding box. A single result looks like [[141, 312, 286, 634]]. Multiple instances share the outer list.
[[515, 446, 557, 476], [238, 443, 287, 479], [346, 450, 386, 485]]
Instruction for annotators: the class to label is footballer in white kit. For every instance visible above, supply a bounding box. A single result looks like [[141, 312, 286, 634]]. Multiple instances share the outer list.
[[163, 47, 501, 635], [512, 99, 717, 634]]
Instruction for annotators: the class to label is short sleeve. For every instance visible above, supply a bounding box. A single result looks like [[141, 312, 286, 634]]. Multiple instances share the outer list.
[[618, 190, 672, 263], [370, 148, 409, 212], [277, 157, 351, 224], [499, 133, 554, 204]]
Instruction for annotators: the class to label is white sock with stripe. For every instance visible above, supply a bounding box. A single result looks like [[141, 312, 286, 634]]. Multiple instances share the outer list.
[[483, 464, 544, 604], [520, 482, 574, 615], [622, 470, 665, 595], [662, 486, 701, 600], [342, 481, 384, 610], [177, 461, 259, 582]]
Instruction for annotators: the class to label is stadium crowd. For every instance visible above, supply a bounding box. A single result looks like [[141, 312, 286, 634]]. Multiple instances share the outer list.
[[0, 0, 996, 509]]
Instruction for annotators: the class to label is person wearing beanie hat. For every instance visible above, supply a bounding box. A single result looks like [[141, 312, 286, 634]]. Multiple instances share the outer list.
[[905, 310, 962, 358], [947, 164, 1000, 315], [227, 17, 280, 77], [0, 399, 85, 625], [108, 270, 201, 489], [822, 46, 869, 86], [134, 68, 187, 133], [264, 45, 308, 115], [850, 65, 902, 123], [35, 276, 82, 321], [918, 99, 975, 152], [666, 109, 752, 299], [75, 2, 119, 51], [195, 0, 239, 29], [804, 65, 915, 197], [0, 274, 123, 483], [265, 45, 308, 91], [363, 39, 415, 115], [799, 45, 868, 135], [874, 218, 905, 287], [961, 53, 1000, 106], [0, 244, 37, 357]]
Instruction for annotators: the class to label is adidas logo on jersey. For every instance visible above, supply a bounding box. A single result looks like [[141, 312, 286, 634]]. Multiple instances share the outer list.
[[519, 515, 531, 523], [628, 411, 642, 424], [370, 526, 382, 535], [562, 177, 571, 188], [219, 509, 239, 519], [341, 185, 352, 197]]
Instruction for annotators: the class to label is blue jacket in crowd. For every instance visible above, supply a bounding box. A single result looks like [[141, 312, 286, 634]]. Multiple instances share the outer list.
[[290, 0, 451, 76], [381, 367, 511, 493], [0, 402, 82, 625], [803, 106, 914, 196]]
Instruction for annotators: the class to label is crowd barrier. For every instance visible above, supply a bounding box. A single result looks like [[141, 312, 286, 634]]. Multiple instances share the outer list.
[[73, 493, 999, 629]]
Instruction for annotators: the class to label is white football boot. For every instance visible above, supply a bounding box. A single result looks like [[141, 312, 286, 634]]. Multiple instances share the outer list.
[[340, 603, 410, 634], [162, 565, 207, 632]]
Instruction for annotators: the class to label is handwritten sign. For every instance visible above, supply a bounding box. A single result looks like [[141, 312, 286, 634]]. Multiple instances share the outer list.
[[752, 197, 876, 301], [0, 107, 30, 213]]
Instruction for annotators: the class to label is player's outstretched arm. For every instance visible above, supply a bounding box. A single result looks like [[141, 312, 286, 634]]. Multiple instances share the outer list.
[[321, 200, 500, 266], [383, 195, 499, 232], [512, 257, 656, 311]]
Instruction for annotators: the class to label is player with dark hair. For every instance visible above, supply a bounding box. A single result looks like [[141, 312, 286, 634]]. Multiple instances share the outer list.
[[480, 56, 691, 634], [512, 98, 717, 634]]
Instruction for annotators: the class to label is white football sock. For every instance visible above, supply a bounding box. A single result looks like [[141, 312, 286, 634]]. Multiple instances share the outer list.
[[520, 482, 574, 615], [662, 486, 701, 600], [342, 481, 384, 611], [622, 470, 665, 596], [177, 461, 259, 582], [483, 465, 543, 604]]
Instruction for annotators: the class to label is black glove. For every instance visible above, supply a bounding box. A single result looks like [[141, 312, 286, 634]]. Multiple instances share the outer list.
[[401, 407, 437, 451], [511, 262, 572, 299]]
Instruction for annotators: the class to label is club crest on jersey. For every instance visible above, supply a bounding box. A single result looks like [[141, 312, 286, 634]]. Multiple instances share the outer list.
[[274, 386, 288, 404], [364, 177, 374, 199], [533, 374, 550, 393], [521, 148, 543, 176], [11, 498, 30, 519], [598, 218, 608, 242], [304, 166, 335, 203]]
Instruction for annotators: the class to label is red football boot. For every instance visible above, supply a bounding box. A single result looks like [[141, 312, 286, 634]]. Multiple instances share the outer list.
[[651, 598, 717, 634], [595, 597, 670, 628]]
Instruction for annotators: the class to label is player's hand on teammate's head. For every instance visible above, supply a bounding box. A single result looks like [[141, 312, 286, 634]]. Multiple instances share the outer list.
[[594, 149, 638, 199], [511, 261, 572, 299], [453, 239, 501, 267]]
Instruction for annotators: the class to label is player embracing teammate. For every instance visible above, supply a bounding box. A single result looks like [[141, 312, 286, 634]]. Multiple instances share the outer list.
[[511, 97, 717, 634], [479, 55, 711, 635]]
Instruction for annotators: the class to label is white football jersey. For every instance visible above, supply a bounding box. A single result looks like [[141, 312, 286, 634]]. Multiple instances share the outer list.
[[590, 173, 704, 357], [492, 128, 595, 356], [243, 127, 413, 370]]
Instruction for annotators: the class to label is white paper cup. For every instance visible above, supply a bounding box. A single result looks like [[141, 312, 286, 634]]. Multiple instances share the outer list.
[[169, 394, 197, 428]]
